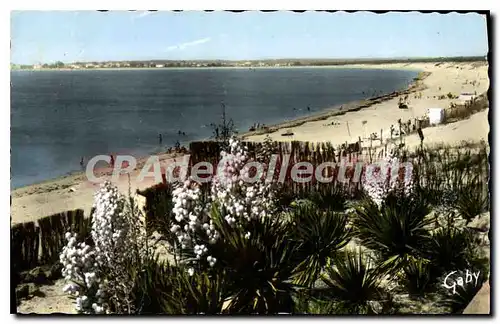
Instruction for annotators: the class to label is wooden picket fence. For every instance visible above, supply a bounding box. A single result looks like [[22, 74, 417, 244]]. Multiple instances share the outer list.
[[188, 140, 386, 198], [11, 209, 93, 273]]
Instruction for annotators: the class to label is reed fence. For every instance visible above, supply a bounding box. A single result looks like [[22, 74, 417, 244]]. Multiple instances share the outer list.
[[11, 209, 93, 273]]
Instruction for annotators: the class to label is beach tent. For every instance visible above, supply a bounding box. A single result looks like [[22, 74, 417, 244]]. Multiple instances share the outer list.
[[427, 108, 445, 125], [458, 92, 476, 103]]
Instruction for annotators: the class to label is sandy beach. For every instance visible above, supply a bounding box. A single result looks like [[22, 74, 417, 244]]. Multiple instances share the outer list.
[[10, 61, 490, 225], [243, 61, 489, 149]]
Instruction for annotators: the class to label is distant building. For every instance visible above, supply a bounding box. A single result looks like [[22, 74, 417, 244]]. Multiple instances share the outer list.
[[155, 64, 164, 68], [33, 64, 42, 69]]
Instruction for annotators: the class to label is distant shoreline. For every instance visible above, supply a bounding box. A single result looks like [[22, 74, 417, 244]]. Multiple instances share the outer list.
[[239, 68, 428, 138], [11, 64, 423, 72]]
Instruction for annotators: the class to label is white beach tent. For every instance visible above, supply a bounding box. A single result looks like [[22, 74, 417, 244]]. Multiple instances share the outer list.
[[458, 92, 476, 103], [427, 108, 445, 125]]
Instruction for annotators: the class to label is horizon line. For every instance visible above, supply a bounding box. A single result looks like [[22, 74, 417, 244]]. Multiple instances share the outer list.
[[11, 54, 488, 66]]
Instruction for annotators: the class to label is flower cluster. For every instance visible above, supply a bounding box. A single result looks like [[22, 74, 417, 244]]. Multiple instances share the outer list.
[[60, 232, 107, 314], [212, 138, 276, 223], [60, 181, 145, 314], [170, 137, 278, 270], [362, 151, 414, 207], [170, 180, 219, 258]]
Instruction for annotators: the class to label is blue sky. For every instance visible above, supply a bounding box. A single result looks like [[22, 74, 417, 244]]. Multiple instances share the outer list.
[[10, 11, 488, 64]]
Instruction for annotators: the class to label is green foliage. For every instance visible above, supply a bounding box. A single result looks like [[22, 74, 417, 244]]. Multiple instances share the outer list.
[[456, 181, 489, 223], [423, 226, 474, 274], [290, 204, 352, 286], [165, 268, 228, 314], [293, 293, 337, 314], [200, 204, 302, 314], [411, 143, 489, 212], [305, 188, 349, 212], [353, 192, 432, 273], [132, 256, 228, 314], [132, 256, 177, 314], [314, 250, 387, 314], [401, 258, 433, 297]]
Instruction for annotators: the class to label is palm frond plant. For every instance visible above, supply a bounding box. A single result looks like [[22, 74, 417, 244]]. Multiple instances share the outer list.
[[194, 204, 303, 314], [164, 267, 228, 314], [423, 226, 474, 275], [305, 187, 349, 212], [312, 249, 387, 314], [289, 204, 352, 287], [131, 256, 177, 314], [400, 257, 434, 297], [353, 192, 432, 274], [455, 179, 489, 223]]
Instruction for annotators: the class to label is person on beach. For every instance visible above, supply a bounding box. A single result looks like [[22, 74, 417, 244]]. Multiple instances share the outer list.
[[158, 133, 162, 144], [80, 157, 84, 168], [110, 154, 115, 167]]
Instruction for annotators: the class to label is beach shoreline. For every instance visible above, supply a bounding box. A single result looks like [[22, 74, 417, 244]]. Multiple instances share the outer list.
[[239, 69, 428, 139], [10, 61, 489, 224], [12, 63, 421, 191]]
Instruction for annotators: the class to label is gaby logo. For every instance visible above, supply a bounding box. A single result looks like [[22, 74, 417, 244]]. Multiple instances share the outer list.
[[442, 270, 481, 294]]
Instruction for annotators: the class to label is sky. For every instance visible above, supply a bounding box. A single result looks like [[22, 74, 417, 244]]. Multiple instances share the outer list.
[[10, 11, 489, 64]]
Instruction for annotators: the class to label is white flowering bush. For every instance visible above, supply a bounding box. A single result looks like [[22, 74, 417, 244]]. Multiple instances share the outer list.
[[60, 181, 147, 314], [60, 232, 107, 314], [362, 151, 414, 207], [170, 137, 278, 271]]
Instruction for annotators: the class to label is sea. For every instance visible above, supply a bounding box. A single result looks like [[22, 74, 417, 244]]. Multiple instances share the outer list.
[[10, 67, 419, 189]]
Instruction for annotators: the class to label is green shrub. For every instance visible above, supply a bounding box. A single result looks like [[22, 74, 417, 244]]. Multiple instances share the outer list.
[[290, 204, 352, 286], [456, 181, 489, 223], [196, 204, 302, 314], [165, 268, 228, 314], [353, 192, 432, 273], [305, 187, 349, 212], [131, 256, 177, 314], [401, 257, 434, 297], [423, 226, 472, 274], [314, 250, 387, 314]]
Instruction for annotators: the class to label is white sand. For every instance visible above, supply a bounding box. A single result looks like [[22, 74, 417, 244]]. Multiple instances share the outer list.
[[11, 152, 183, 225], [245, 61, 489, 147]]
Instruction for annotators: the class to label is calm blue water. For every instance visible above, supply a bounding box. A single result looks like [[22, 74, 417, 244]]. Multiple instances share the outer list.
[[11, 67, 418, 189]]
